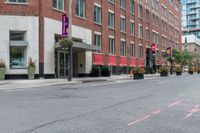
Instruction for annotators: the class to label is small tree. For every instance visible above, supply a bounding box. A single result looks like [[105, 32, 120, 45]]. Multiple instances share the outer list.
[[59, 38, 73, 49]]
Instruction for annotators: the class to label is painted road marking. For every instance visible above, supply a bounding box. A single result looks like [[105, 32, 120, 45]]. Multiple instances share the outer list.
[[151, 109, 162, 115], [168, 101, 181, 107], [127, 115, 151, 126], [185, 105, 200, 119]]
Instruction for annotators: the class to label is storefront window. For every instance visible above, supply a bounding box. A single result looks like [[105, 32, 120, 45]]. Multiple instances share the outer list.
[[10, 47, 26, 69]]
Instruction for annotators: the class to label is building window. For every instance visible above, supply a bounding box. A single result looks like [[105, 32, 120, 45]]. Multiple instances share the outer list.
[[139, 45, 143, 58], [146, 28, 149, 40], [108, 0, 115, 4], [169, 0, 173, 6], [120, 41, 126, 56], [94, 4, 101, 24], [130, 43, 135, 57], [53, 0, 64, 11], [120, 0, 126, 9], [130, 21, 134, 35], [130, 0, 135, 14], [94, 33, 101, 52], [152, 0, 158, 11], [162, 6, 167, 18], [162, 36, 167, 47], [120, 17, 126, 32], [152, 32, 159, 45], [76, 0, 85, 18], [138, 24, 143, 38], [10, 31, 27, 69], [6, 0, 27, 3], [109, 38, 115, 55], [108, 12, 115, 29], [138, 4, 143, 18], [146, 9, 149, 21]]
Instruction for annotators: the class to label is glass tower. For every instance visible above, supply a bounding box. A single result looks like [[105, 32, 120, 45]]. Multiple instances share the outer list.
[[182, 0, 200, 38]]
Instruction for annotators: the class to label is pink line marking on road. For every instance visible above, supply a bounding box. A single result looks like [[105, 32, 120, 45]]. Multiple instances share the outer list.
[[127, 115, 151, 126], [151, 109, 161, 115], [168, 101, 181, 107]]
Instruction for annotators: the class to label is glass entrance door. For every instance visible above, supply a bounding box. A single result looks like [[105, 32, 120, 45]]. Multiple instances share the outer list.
[[58, 51, 68, 78]]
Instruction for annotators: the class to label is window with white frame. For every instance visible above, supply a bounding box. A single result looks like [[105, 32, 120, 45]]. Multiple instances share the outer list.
[[6, 0, 27, 3], [152, 32, 159, 45], [120, 17, 126, 32], [162, 36, 167, 47], [169, 0, 173, 6], [76, 0, 85, 18], [120, 0, 126, 9], [130, 21, 134, 35], [53, 0, 64, 11], [138, 24, 143, 38], [120, 41, 126, 56], [109, 37, 115, 54], [138, 45, 143, 58], [138, 4, 143, 18], [146, 28, 149, 40], [108, 11, 115, 29], [94, 33, 101, 52], [162, 6, 167, 18], [94, 4, 101, 24], [146, 9, 149, 21], [108, 0, 115, 3], [130, 43, 135, 57], [10, 31, 27, 69], [130, 0, 135, 14]]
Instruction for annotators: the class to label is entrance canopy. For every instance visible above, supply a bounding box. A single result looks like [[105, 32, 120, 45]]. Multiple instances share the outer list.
[[55, 38, 101, 52]]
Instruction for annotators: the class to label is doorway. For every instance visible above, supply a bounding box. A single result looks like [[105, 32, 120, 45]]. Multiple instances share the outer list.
[[57, 51, 68, 78]]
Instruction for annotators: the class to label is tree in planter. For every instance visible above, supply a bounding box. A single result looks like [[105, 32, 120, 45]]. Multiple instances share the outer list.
[[159, 66, 168, 77], [0, 59, 6, 80], [27, 58, 36, 79], [59, 38, 73, 81], [188, 64, 195, 74], [132, 66, 145, 80]]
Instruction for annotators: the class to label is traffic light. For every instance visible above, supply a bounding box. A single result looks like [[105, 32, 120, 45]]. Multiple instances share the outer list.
[[151, 43, 156, 58]]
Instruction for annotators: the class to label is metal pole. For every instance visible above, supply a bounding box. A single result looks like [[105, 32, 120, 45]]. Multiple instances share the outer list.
[[68, 0, 73, 81]]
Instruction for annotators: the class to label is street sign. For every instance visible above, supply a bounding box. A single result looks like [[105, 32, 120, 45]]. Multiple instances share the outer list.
[[62, 15, 69, 37], [166, 47, 171, 56]]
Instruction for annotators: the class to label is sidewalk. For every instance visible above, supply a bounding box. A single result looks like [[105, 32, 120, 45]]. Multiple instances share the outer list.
[[0, 74, 160, 90]]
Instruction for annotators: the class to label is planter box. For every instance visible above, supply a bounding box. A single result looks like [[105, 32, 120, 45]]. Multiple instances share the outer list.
[[160, 72, 168, 77], [176, 72, 182, 76], [101, 70, 111, 77], [91, 70, 101, 77], [134, 74, 144, 80], [0, 67, 6, 80], [27, 67, 35, 79], [188, 71, 194, 74]]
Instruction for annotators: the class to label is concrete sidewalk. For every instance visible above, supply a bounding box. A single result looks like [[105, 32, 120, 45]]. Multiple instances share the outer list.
[[0, 74, 160, 90]]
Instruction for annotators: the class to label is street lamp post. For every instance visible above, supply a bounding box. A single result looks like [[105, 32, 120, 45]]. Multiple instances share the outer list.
[[68, 0, 72, 81]]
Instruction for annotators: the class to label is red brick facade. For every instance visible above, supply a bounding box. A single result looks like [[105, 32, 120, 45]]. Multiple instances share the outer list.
[[0, 0, 182, 76]]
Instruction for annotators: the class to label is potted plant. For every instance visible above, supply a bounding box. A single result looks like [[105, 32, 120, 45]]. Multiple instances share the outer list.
[[101, 66, 111, 77], [197, 68, 200, 74], [27, 58, 36, 79], [176, 67, 182, 76], [133, 66, 145, 80], [0, 59, 6, 80], [159, 66, 168, 77], [188, 67, 194, 74], [90, 65, 101, 77]]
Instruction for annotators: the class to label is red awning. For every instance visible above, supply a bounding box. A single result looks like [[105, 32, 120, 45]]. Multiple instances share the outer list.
[[93, 53, 104, 65], [138, 59, 144, 67], [108, 55, 117, 66], [130, 58, 136, 67], [119, 57, 127, 66]]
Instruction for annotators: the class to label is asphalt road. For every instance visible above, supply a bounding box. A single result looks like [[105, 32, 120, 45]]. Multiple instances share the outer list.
[[0, 74, 200, 133]]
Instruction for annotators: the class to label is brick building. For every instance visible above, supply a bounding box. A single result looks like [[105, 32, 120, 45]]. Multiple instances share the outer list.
[[0, 0, 182, 79]]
